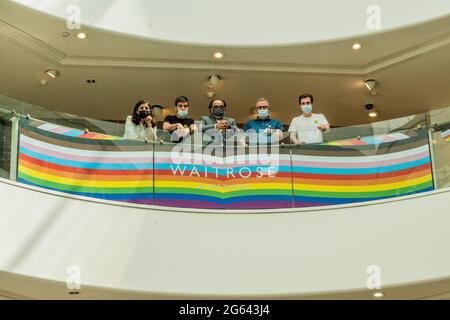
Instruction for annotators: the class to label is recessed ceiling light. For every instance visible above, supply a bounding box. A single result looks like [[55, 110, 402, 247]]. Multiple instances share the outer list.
[[76, 32, 87, 39], [368, 110, 379, 118], [373, 292, 384, 298], [213, 52, 224, 59], [86, 79, 96, 84], [46, 69, 59, 78], [352, 43, 362, 50], [365, 103, 379, 118]]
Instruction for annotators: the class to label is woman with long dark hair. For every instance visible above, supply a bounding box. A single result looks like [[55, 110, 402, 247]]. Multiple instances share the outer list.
[[123, 100, 157, 141]]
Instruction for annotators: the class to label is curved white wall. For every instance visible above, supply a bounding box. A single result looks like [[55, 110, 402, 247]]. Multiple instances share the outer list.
[[1, 177, 450, 299], [12, 0, 450, 46]]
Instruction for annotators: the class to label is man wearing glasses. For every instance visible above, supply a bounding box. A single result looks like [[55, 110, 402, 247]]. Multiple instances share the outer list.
[[243, 98, 284, 144], [200, 99, 239, 133]]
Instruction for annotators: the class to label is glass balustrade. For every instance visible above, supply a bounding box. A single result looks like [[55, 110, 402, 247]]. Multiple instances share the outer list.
[[0, 93, 448, 210], [428, 106, 450, 189], [0, 110, 12, 179], [0, 95, 22, 180]]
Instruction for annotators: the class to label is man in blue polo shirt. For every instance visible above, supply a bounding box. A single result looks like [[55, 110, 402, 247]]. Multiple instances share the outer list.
[[243, 98, 284, 144]]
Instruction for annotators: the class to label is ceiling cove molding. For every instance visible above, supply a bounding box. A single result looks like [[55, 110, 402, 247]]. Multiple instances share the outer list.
[[0, 19, 65, 63], [60, 57, 364, 75], [0, 288, 27, 300], [52, 31, 450, 76], [364, 32, 450, 75], [61, 32, 450, 75]]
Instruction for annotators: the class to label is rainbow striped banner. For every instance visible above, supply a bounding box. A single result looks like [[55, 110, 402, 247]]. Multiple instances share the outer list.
[[292, 130, 432, 207], [17, 120, 433, 210], [18, 121, 154, 204], [33, 120, 124, 140], [441, 129, 450, 143], [153, 145, 293, 209], [320, 132, 410, 146]]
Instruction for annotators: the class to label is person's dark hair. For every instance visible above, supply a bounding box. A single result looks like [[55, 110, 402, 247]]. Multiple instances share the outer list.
[[175, 96, 189, 107], [131, 99, 152, 127], [298, 93, 314, 104], [208, 99, 227, 109]]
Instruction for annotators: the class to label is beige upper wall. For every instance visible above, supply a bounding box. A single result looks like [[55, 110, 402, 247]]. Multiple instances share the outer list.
[[0, 1, 449, 127]]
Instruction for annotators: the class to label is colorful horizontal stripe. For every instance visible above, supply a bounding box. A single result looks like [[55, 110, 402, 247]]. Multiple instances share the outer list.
[[291, 135, 432, 207], [18, 125, 154, 204], [441, 129, 450, 143], [35, 121, 123, 140], [321, 132, 410, 146], [34, 119, 413, 146], [17, 120, 433, 210]]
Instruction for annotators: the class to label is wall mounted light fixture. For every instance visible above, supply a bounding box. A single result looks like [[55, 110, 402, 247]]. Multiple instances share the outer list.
[[46, 69, 59, 78], [364, 79, 377, 96], [209, 74, 222, 86]]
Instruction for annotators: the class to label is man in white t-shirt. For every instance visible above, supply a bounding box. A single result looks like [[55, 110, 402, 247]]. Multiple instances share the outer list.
[[289, 93, 330, 144]]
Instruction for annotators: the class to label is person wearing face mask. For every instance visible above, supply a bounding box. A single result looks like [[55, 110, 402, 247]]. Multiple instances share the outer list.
[[289, 93, 330, 144], [200, 99, 239, 133], [123, 100, 158, 141], [163, 96, 198, 142], [243, 98, 284, 144]]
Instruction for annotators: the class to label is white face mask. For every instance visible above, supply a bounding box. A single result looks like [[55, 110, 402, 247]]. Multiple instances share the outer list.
[[301, 104, 313, 114]]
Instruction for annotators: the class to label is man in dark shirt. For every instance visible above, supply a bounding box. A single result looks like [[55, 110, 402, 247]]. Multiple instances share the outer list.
[[244, 98, 284, 144], [163, 96, 198, 142]]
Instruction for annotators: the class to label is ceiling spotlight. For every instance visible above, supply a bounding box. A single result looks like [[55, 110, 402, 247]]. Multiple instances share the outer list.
[[86, 79, 96, 84], [208, 74, 222, 86], [368, 110, 379, 118], [365, 103, 379, 118], [373, 292, 384, 298], [213, 52, 224, 59], [46, 69, 59, 78], [352, 43, 362, 50], [76, 32, 87, 39]]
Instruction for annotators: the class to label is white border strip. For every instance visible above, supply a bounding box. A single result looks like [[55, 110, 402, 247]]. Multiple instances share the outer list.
[[1, 176, 448, 215]]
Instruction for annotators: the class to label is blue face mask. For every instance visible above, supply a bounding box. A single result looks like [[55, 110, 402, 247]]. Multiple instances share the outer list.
[[178, 109, 188, 118], [301, 104, 313, 114], [257, 109, 269, 118]]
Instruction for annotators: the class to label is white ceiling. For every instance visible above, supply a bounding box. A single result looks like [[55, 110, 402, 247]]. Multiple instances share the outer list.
[[0, 1, 449, 127], [11, 0, 450, 46]]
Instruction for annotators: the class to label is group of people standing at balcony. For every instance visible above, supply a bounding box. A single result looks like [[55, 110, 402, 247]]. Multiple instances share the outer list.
[[123, 93, 330, 144]]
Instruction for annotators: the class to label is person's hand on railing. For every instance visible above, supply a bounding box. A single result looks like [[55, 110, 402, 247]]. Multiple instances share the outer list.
[[190, 124, 198, 134], [179, 127, 190, 136], [317, 124, 328, 132], [217, 120, 229, 130]]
